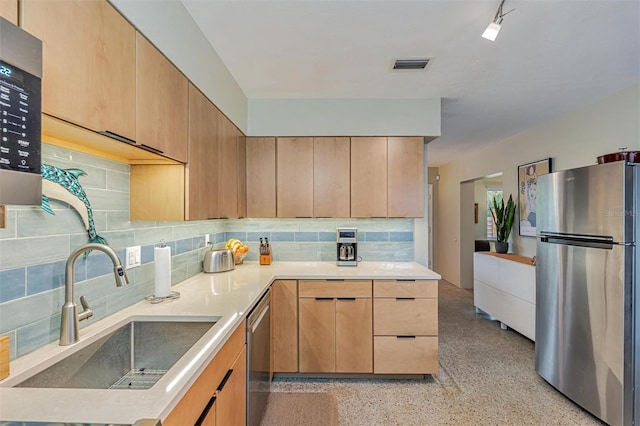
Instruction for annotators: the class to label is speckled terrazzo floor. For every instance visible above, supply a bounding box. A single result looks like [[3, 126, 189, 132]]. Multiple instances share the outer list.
[[267, 280, 603, 426]]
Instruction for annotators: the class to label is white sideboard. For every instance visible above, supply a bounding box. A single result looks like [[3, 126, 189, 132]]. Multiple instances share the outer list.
[[473, 252, 536, 341]]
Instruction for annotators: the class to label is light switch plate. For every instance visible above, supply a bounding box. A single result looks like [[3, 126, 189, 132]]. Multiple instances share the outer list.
[[125, 246, 141, 269]]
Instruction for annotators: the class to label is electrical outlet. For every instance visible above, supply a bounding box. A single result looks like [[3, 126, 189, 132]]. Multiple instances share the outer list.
[[204, 234, 210, 245], [125, 246, 141, 269]]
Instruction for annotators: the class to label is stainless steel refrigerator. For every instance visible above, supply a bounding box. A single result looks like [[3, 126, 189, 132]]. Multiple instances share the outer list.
[[536, 161, 639, 426]]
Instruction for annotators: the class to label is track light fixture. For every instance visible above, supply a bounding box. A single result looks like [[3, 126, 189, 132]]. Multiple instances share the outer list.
[[482, 0, 515, 41]]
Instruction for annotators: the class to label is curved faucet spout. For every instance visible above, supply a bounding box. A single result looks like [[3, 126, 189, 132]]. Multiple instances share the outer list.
[[60, 243, 130, 346]]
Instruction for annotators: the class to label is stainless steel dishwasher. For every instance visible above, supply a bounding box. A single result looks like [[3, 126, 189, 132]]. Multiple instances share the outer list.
[[247, 290, 271, 426]]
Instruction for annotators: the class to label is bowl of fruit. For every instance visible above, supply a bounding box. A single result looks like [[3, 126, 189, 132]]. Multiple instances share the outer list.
[[225, 239, 249, 264]]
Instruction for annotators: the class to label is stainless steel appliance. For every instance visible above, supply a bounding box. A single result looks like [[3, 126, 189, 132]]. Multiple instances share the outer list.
[[203, 247, 234, 273], [247, 290, 271, 426], [337, 227, 357, 266], [535, 161, 639, 426], [0, 17, 42, 205]]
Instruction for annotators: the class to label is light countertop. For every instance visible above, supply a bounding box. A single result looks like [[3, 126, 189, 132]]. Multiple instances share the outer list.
[[0, 261, 440, 424]]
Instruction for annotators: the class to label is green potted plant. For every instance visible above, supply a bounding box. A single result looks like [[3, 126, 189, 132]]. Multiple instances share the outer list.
[[490, 194, 516, 253]]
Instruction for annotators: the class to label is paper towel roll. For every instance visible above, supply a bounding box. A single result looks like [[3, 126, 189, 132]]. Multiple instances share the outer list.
[[154, 245, 172, 298]]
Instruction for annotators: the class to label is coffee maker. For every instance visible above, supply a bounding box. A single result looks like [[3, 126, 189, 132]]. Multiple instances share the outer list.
[[336, 228, 357, 266]]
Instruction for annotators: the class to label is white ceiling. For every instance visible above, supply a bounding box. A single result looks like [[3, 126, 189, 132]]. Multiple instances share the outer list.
[[181, 0, 640, 166]]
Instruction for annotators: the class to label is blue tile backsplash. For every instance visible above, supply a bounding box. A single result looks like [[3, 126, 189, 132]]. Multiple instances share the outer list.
[[0, 145, 414, 360]]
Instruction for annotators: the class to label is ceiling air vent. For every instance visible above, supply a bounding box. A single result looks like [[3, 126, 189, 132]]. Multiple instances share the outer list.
[[391, 58, 432, 71]]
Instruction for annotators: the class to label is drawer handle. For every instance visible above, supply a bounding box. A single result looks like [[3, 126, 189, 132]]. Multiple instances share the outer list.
[[337, 297, 356, 301], [195, 396, 217, 426], [217, 369, 233, 391], [327, 279, 344, 281], [99, 130, 136, 144], [397, 279, 416, 282], [397, 335, 416, 339], [140, 143, 164, 154], [396, 297, 416, 300], [315, 297, 334, 301]]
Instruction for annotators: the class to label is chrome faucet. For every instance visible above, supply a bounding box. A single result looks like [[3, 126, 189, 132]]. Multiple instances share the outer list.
[[60, 243, 129, 346]]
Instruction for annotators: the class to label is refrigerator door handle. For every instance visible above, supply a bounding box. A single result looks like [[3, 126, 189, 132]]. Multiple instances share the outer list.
[[539, 232, 615, 249]]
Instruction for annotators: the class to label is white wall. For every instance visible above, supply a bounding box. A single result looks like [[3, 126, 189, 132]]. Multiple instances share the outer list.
[[110, 0, 248, 132], [247, 98, 441, 137], [435, 84, 640, 287]]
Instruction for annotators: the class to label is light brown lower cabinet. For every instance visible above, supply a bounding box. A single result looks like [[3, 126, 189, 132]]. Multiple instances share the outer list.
[[272, 280, 299, 372], [373, 280, 439, 374], [164, 322, 246, 426], [298, 280, 373, 373]]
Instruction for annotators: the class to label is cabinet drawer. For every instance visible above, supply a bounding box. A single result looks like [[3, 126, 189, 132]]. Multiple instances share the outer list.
[[374, 336, 438, 374], [373, 280, 437, 298], [299, 280, 372, 298], [373, 298, 437, 336]]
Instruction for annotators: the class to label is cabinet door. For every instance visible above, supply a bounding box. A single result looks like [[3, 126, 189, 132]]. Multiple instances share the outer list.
[[237, 133, 247, 218], [336, 298, 372, 373], [272, 280, 298, 372], [0, 0, 18, 23], [277, 137, 314, 218], [130, 165, 184, 221], [22, 0, 136, 140], [387, 137, 424, 217], [216, 346, 247, 426], [298, 298, 335, 373], [136, 33, 188, 162], [186, 84, 218, 221], [350, 137, 387, 217], [246, 137, 276, 218], [313, 137, 350, 217], [218, 116, 239, 218]]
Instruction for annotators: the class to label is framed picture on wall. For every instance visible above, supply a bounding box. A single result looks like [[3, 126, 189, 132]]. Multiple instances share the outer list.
[[518, 158, 552, 237]]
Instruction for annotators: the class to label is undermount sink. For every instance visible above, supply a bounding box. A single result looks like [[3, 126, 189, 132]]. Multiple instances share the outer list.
[[15, 319, 218, 390]]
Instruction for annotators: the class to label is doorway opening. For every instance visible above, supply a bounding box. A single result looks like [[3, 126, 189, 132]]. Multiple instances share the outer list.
[[459, 173, 503, 289]]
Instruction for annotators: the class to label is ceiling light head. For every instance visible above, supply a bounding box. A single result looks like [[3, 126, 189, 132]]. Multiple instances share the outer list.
[[481, 0, 514, 42], [482, 22, 502, 41]]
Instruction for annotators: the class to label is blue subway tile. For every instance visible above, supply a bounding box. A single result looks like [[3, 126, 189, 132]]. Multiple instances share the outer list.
[[247, 232, 270, 243], [0, 267, 26, 303], [390, 232, 414, 242], [175, 237, 194, 255], [270, 232, 294, 242], [214, 232, 226, 244], [193, 235, 207, 250], [318, 232, 336, 242], [141, 245, 154, 264], [295, 232, 318, 242], [27, 260, 66, 295], [365, 232, 389, 242]]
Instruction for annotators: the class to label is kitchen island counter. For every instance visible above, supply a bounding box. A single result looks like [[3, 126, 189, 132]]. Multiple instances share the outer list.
[[0, 261, 440, 424]]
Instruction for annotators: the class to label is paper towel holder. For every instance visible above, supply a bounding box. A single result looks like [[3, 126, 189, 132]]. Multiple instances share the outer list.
[[145, 239, 180, 304]]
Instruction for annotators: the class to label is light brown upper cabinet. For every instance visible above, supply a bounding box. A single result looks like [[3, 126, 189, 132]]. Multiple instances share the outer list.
[[276, 137, 314, 218], [237, 134, 247, 218], [22, 0, 136, 141], [218, 115, 239, 219], [186, 83, 219, 221], [246, 138, 276, 218], [350, 137, 388, 217], [388, 137, 424, 217], [136, 33, 188, 163], [0, 0, 18, 24], [313, 137, 350, 217]]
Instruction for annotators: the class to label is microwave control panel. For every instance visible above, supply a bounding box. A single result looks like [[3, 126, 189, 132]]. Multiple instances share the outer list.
[[0, 60, 41, 174]]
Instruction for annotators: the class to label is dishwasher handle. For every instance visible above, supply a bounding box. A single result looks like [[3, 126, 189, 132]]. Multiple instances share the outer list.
[[249, 295, 270, 333]]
